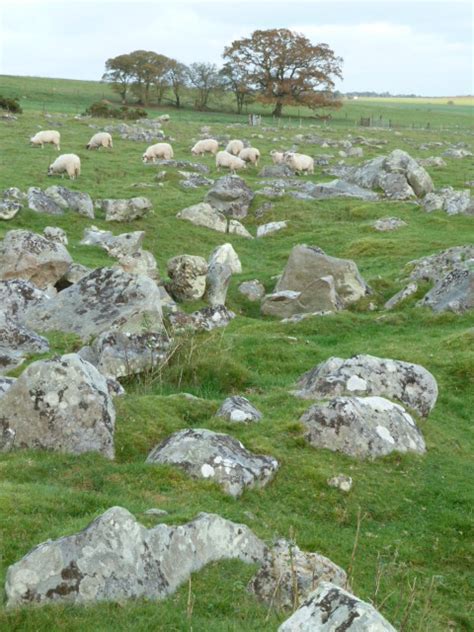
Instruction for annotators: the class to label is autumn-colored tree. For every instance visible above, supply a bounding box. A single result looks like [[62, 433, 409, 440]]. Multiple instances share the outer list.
[[223, 28, 343, 116], [128, 50, 171, 106], [102, 54, 135, 103]]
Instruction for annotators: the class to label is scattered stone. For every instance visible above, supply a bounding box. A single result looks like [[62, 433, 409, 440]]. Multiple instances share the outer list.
[[176, 203, 252, 238], [418, 268, 473, 313], [43, 226, 68, 245], [179, 172, 214, 189], [239, 280, 265, 302], [278, 582, 397, 632], [257, 221, 288, 238], [407, 245, 474, 282], [44, 186, 94, 218], [373, 217, 407, 232], [377, 172, 415, 200], [205, 175, 255, 219], [418, 156, 446, 168], [249, 539, 347, 610], [327, 474, 353, 492], [0, 230, 72, 289], [422, 187, 473, 215], [168, 305, 235, 332], [96, 197, 152, 222], [301, 396, 426, 459], [442, 148, 472, 159], [216, 396, 262, 423], [116, 249, 160, 281], [208, 243, 242, 274], [166, 255, 208, 302], [143, 508, 168, 516], [81, 226, 145, 256], [62, 263, 91, 285], [27, 187, 64, 215], [291, 179, 378, 202], [294, 354, 438, 417], [153, 159, 209, 174], [0, 354, 115, 457], [79, 331, 172, 379], [205, 262, 232, 306], [0, 188, 24, 220], [384, 282, 418, 310], [146, 428, 278, 496], [0, 279, 49, 318], [5, 507, 265, 607], [0, 311, 49, 374], [24, 268, 163, 340], [259, 165, 295, 178]]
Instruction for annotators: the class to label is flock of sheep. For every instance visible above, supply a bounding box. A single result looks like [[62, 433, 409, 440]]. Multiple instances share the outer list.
[[29, 127, 315, 180]]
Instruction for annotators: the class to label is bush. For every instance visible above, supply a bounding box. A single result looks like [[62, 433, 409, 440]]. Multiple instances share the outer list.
[[0, 95, 22, 114], [84, 101, 147, 119]]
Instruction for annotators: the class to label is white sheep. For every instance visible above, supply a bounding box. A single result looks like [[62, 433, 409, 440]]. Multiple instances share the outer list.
[[86, 132, 113, 150], [225, 139, 245, 156], [47, 154, 81, 180], [191, 139, 219, 156], [142, 142, 174, 163], [270, 150, 285, 165], [216, 151, 247, 173], [239, 147, 260, 167], [30, 130, 60, 150], [284, 152, 314, 175]]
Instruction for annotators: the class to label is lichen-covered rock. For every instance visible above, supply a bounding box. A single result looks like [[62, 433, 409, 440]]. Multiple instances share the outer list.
[[0, 312, 49, 374], [257, 221, 288, 238], [0, 279, 49, 319], [146, 428, 278, 496], [261, 245, 369, 318], [80, 226, 145, 256], [0, 188, 24, 220], [116, 249, 160, 281], [294, 354, 437, 417], [97, 197, 152, 222], [291, 180, 378, 201], [278, 582, 397, 631], [0, 377, 15, 396], [0, 354, 115, 457], [238, 280, 265, 302], [422, 187, 473, 215], [79, 331, 172, 379], [43, 226, 68, 245], [407, 245, 474, 283], [0, 230, 72, 289], [176, 203, 252, 238], [373, 217, 407, 232], [377, 172, 415, 200], [249, 540, 348, 610], [205, 262, 232, 306], [5, 507, 265, 607], [301, 396, 426, 459], [418, 268, 473, 313], [168, 305, 235, 332], [24, 268, 163, 340], [44, 186, 94, 218], [205, 175, 254, 219], [384, 282, 418, 310], [327, 474, 353, 492], [27, 187, 64, 215], [259, 164, 295, 178], [208, 243, 242, 274], [442, 148, 472, 159], [216, 396, 262, 423], [167, 255, 208, 302]]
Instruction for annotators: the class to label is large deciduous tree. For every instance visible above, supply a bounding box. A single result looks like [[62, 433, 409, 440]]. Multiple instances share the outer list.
[[167, 59, 189, 108], [223, 28, 343, 117], [128, 50, 171, 106], [187, 63, 222, 110], [220, 62, 254, 114], [102, 54, 135, 103]]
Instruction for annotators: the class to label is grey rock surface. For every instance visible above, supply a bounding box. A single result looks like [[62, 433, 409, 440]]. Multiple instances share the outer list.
[[301, 396, 426, 458], [43, 226, 68, 245], [238, 280, 265, 302], [167, 255, 208, 302], [44, 186, 94, 218], [216, 396, 262, 423], [294, 354, 438, 417], [205, 262, 232, 306], [407, 245, 474, 282], [0, 188, 24, 220], [205, 175, 254, 219], [327, 474, 353, 492], [147, 428, 278, 496], [177, 203, 252, 238], [249, 539, 347, 610], [168, 305, 235, 332], [373, 217, 407, 232], [27, 187, 64, 215], [0, 279, 50, 319], [6, 507, 265, 606], [257, 221, 288, 238], [418, 268, 473, 313], [0, 354, 115, 457], [278, 582, 397, 631], [97, 197, 152, 222], [24, 268, 163, 340], [422, 187, 473, 215], [208, 243, 242, 274]]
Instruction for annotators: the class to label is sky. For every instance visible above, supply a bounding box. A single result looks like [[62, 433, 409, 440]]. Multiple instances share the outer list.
[[0, 0, 472, 96]]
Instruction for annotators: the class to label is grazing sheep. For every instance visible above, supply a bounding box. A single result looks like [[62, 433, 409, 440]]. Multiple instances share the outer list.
[[270, 150, 285, 165], [216, 151, 247, 173], [142, 142, 174, 163], [30, 130, 60, 150], [47, 154, 81, 180], [284, 152, 314, 175], [86, 132, 113, 150], [239, 147, 260, 167], [191, 139, 219, 156], [225, 139, 245, 156]]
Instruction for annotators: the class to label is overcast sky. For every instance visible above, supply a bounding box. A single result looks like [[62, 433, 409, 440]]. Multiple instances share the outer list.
[[0, 0, 472, 95]]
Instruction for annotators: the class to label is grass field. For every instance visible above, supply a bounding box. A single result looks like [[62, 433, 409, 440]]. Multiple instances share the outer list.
[[0, 75, 473, 631]]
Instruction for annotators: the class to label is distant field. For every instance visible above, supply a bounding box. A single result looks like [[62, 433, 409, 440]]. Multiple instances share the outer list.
[[1, 74, 473, 130]]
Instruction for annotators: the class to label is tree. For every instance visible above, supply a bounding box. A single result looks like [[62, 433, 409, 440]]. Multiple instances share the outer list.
[[187, 62, 222, 110], [102, 54, 135, 103], [167, 59, 188, 108], [223, 28, 343, 117], [128, 50, 171, 106], [220, 62, 254, 114]]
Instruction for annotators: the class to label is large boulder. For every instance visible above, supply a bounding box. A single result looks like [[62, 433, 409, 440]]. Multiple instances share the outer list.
[[0, 230, 72, 289], [407, 245, 474, 282], [205, 175, 254, 219], [291, 179, 378, 201], [27, 187, 64, 215], [5, 507, 265, 607], [44, 186, 94, 218], [167, 255, 208, 302], [24, 268, 163, 340], [79, 331, 172, 379], [205, 262, 232, 306], [249, 539, 347, 610], [116, 249, 160, 281], [0, 312, 49, 374], [301, 396, 426, 459], [294, 354, 438, 417], [278, 582, 396, 631], [97, 197, 152, 222], [146, 428, 279, 497], [0, 279, 49, 318], [0, 188, 24, 220], [208, 243, 242, 274], [0, 354, 115, 458], [80, 226, 145, 256], [176, 202, 252, 238], [261, 245, 369, 318], [418, 268, 473, 313], [422, 187, 473, 215]]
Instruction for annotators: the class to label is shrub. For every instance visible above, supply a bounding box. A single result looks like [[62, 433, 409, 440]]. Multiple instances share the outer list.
[[84, 100, 147, 119], [0, 95, 22, 113]]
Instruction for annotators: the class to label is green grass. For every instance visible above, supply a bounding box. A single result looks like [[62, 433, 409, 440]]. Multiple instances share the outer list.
[[0, 75, 473, 631]]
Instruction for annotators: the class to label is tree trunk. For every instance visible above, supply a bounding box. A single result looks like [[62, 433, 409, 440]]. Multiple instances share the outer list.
[[272, 101, 283, 117], [175, 95, 181, 108]]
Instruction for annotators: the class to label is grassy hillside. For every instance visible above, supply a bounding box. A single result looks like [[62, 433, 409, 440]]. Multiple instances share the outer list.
[[0, 76, 473, 631]]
